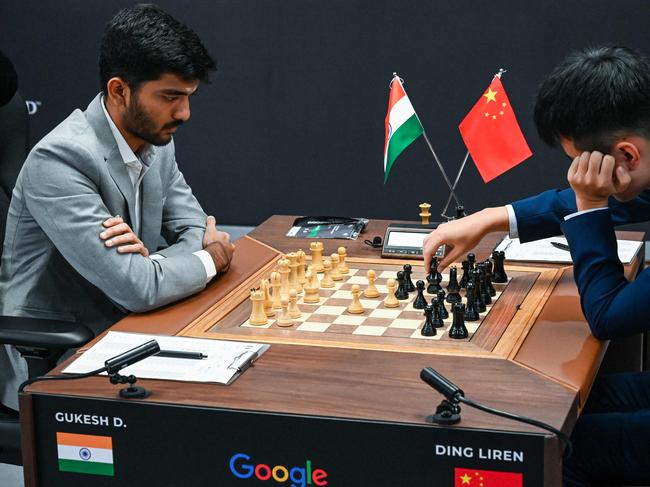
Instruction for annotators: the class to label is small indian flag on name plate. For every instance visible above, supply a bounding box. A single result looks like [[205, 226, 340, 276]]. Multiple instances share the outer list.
[[383, 73, 424, 183], [57, 432, 114, 476]]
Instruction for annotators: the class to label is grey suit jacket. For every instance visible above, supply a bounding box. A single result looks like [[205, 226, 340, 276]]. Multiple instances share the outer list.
[[0, 94, 210, 407]]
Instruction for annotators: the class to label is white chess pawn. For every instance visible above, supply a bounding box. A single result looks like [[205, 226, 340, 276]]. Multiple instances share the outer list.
[[277, 297, 294, 327], [364, 269, 379, 298], [288, 289, 302, 318], [320, 259, 335, 288], [308, 265, 320, 289], [348, 284, 364, 314], [383, 278, 400, 308], [330, 253, 343, 281], [337, 247, 349, 274], [303, 270, 321, 304]]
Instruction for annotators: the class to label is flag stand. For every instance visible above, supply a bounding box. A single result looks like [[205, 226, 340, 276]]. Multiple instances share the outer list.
[[421, 130, 462, 211], [441, 151, 470, 219]]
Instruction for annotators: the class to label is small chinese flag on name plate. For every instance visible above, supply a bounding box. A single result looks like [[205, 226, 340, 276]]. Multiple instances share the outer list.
[[459, 76, 532, 183], [454, 467, 523, 487]]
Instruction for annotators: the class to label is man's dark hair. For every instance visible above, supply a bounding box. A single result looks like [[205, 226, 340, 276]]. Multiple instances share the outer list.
[[99, 4, 216, 94], [534, 46, 650, 152]]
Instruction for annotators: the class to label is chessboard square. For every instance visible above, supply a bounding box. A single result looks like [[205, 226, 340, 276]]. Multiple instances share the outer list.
[[466, 322, 481, 333], [346, 276, 368, 284], [382, 327, 415, 338], [379, 270, 396, 279], [327, 324, 356, 334], [315, 305, 348, 315], [333, 315, 367, 326], [330, 290, 352, 299], [374, 285, 388, 294], [353, 325, 387, 336], [400, 310, 424, 320], [359, 299, 382, 309], [333, 281, 346, 289], [319, 289, 336, 298], [241, 321, 273, 329], [296, 322, 331, 333], [389, 319, 422, 330], [308, 314, 339, 323], [369, 308, 402, 319], [346, 268, 360, 276], [409, 329, 443, 340]]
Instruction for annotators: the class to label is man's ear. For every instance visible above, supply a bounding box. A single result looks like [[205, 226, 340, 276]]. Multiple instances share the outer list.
[[106, 77, 130, 107], [613, 140, 641, 171]]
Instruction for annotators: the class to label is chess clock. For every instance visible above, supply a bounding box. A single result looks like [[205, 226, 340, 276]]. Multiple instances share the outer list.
[[381, 223, 445, 259]]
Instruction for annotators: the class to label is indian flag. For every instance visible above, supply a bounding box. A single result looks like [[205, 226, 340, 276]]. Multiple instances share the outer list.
[[383, 73, 424, 183], [57, 432, 114, 476]]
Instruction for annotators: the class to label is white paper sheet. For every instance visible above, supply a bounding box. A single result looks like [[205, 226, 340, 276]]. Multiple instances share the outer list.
[[495, 235, 642, 264], [63, 331, 269, 384]]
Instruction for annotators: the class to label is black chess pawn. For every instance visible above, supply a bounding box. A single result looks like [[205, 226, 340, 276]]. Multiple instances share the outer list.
[[483, 259, 497, 297], [421, 305, 437, 336], [459, 260, 470, 289], [403, 264, 416, 292], [395, 270, 410, 300], [464, 281, 480, 321], [467, 252, 476, 271], [436, 289, 449, 319], [477, 264, 492, 305], [413, 280, 428, 309], [449, 303, 469, 339], [445, 266, 462, 303], [491, 250, 508, 283]]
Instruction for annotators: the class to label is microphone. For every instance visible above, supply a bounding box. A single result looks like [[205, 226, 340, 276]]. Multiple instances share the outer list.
[[105, 339, 160, 374], [420, 367, 463, 401]]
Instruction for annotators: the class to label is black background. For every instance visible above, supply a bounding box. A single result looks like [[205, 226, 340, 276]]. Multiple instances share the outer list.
[[2, 1, 650, 227]]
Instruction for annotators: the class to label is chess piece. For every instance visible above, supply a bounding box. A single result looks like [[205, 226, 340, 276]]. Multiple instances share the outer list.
[[464, 281, 480, 321], [278, 257, 291, 301], [419, 202, 432, 225], [430, 298, 444, 328], [308, 265, 320, 289], [449, 303, 468, 339], [395, 271, 409, 300], [421, 305, 437, 336], [310, 241, 324, 272], [471, 269, 486, 312], [403, 264, 415, 292], [459, 260, 470, 289], [384, 279, 400, 308], [287, 252, 302, 294], [483, 259, 497, 297], [426, 266, 442, 294], [330, 253, 343, 281], [296, 250, 308, 288], [303, 270, 321, 304], [413, 280, 428, 309], [429, 256, 443, 281], [478, 263, 492, 305], [270, 271, 282, 310], [467, 252, 476, 271], [364, 269, 380, 298], [249, 289, 268, 325], [348, 284, 365, 314], [445, 266, 462, 303], [337, 247, 349, 274], [277, 297, 294, 327], [436, 289, 449, 319], [491, 250, 508, 283], [260, 279, 275, 317], [288, 289, 301, 318], [320, 259, 335, 288]]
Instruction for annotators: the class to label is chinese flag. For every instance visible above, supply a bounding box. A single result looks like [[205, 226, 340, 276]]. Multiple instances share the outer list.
[[459, 76, 532, 183], [455, 468, 523, 487]]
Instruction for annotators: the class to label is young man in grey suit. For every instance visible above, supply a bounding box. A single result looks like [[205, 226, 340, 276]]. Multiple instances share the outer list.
[[0, 4, 234, 410]]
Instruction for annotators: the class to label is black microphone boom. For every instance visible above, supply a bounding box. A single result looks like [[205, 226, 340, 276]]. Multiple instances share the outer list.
[[420, 367, 463, 401], [105, 339, 160, 374]]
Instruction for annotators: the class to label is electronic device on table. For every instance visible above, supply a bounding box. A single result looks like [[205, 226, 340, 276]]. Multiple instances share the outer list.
[[381, 223, 445, 259]]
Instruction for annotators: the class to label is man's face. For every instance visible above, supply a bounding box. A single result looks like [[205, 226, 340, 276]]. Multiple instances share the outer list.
[[122, 73, 199, 147], [560, 137, 650, 202]]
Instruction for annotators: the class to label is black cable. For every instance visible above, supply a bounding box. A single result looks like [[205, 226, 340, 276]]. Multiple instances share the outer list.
[[458, 396, 573, 459], [18, 366, 107, 393]]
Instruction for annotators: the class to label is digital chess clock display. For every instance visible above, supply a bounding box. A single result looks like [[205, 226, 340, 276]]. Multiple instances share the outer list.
[[382, 224, 444, 259], [386, 231, 427, 248]]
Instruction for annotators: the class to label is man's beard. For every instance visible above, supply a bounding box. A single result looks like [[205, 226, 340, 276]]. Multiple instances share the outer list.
[[123, 94, 183, 147]]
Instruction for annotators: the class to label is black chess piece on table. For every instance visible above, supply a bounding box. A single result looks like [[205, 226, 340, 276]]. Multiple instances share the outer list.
[[471, 269, 486, 313], [483, 259, 497, 297], [449, 303, 469, 339], [436, 289, 449, 319], [395, 271, 410, 300], [491, 250, 508, 283], [426, 257, 443, 294], [413, 280, 428, 309], [459, 260, 470, 289], [464, 281, 480, 321], [403, 264, 416, 292], [421, 305, 437, 336], [445, 266, 462, 303], [467, 252, 476, 271], [478, 263, 492, 305], [431, 298, 444, 328]]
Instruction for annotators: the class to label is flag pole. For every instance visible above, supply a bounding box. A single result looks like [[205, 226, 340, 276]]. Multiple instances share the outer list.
[[441, 150, 470, 217], [421, 129, 462, 207]]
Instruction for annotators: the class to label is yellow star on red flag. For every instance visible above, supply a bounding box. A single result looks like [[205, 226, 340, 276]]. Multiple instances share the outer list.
[[483, 87, 498, 103]]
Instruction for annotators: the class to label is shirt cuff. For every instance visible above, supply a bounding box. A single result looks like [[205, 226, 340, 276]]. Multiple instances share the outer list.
[[564, 207, 609, 221], [505, 204, 519, 239], [193, 250, 217, 282]]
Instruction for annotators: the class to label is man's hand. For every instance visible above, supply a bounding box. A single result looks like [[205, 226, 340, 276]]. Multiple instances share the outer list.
[[422, 207, 509, 272], [202, 215, 235, 273], [100, 216, 149, 257], [567, 151, 631, 211]]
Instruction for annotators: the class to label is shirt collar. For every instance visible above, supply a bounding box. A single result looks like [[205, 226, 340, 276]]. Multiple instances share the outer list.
[[101, 95, 153, 166]]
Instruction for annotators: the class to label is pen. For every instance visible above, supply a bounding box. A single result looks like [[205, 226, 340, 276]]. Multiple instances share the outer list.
[[156, 350, 207, 360], [550, 241, 570, 252], [235, 352, 259, 373]]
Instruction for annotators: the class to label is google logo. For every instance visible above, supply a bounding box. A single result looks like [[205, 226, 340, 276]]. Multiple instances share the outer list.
[[229, 453, 328, 487]]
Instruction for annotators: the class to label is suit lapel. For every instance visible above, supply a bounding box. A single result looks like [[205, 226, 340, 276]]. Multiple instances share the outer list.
[[140, 166, 163, 252], [106, 149, 137, 231]]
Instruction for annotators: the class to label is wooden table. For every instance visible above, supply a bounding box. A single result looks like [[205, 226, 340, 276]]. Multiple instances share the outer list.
[[19, 215, 644, 487]]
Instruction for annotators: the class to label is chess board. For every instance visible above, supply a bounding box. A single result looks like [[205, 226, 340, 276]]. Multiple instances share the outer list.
[[180, 257, 562, 357]]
